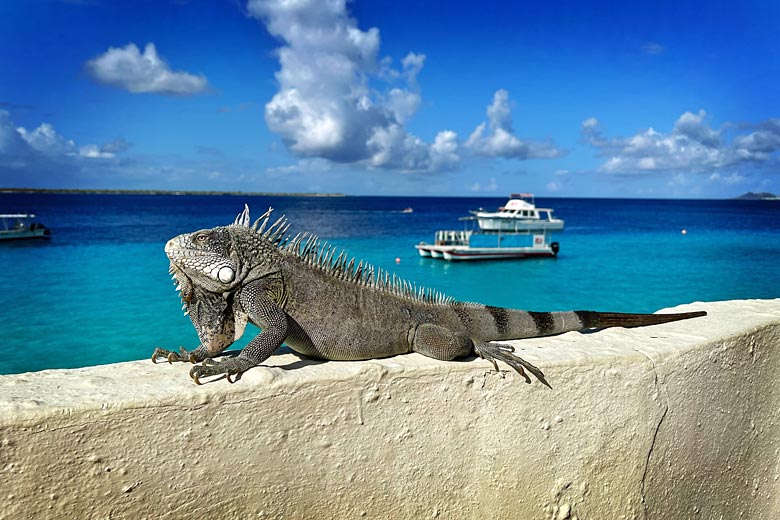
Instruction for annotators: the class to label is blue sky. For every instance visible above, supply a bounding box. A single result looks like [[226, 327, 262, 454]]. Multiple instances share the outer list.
[[1, 0, 778, 197]]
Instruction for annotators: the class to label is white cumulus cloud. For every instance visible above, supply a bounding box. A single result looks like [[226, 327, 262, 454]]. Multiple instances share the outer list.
[[0, 109, 129, 185], [247, 0, 458, 172], [709, 172, 746, 185], [732, 119, 780, 160], [429, 130, 460, 172], [470, 176, 498, 192], [583, 111, 780, 175], [85, 43, 208, 96], [16, 123, 76, 155], [466, 90, 564, 159], [78, 144, 115, 159]]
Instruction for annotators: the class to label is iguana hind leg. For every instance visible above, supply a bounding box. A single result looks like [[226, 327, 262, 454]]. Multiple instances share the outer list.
[[473, 342, 551, 388], [411, 323, 473, 361], [412, 323, 550, 388]]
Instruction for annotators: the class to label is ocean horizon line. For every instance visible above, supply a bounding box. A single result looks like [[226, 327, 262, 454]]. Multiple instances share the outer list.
[[2, 187, 777, 201]]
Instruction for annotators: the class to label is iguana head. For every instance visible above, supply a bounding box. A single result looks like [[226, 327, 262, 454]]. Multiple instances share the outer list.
[[165, 205, 284, 293], [165, 226, 245, 354], [165, 225, 241, 296], [165, 205, 281, 354]]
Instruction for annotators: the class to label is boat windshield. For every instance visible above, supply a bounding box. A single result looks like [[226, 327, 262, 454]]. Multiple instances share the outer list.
[[1, 217, 28, 231]]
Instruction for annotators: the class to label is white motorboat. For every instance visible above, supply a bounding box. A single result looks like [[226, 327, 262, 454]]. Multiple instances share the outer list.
[[415, 193, 562, 261], [0, 214, 51, 241], [472, 193, 563, 232], [417, 231, 558, 261]]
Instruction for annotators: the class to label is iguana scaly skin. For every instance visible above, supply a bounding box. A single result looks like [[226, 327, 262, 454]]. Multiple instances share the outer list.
[[152, 205, 706, 386]]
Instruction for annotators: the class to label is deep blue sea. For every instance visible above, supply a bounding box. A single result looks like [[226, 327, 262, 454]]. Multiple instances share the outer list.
[[1, 193, 779, 375]]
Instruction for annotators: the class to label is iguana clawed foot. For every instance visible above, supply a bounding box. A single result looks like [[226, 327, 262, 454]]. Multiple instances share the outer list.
[[189, 357, 253, 385], [151, 347, 205, 364], [151, 347, 249, 384], [474, 342, 552, 389]]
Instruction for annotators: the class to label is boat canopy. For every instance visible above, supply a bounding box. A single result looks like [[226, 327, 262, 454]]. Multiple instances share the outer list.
[[501, 198, 536, 211]]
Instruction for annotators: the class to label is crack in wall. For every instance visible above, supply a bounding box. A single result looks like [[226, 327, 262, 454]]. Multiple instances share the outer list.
[[633, 348, 669, 520], [640, 400, 668, 519]]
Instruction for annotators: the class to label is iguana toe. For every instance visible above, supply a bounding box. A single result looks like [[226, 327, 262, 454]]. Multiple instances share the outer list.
[[151, 347, 178, 364], [474, 342, 551, 389], [152, 347, 209, 365], [151, 349, 163, 364], [189, 357, 253, 385]]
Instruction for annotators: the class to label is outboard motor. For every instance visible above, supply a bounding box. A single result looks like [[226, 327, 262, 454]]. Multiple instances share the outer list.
[[551, 242, 560, 257]]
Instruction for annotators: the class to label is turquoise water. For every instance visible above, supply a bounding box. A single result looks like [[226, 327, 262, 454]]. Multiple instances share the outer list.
[[1, 193, 778, 374]]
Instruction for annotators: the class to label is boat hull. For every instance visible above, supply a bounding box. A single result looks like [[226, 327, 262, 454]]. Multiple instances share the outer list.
[[415, 243, 459, 258], [0, 229, 51, 241], [415, 244, 436, 257], [442, 246, 556, 261], [417, 236, 559, 262]]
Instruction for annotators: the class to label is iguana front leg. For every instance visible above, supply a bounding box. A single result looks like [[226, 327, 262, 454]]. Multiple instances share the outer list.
[[189, 291, 289, 385], [152, 284, 240, 365]]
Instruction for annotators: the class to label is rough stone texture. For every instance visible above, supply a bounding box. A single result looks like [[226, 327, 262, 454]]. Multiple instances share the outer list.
[[0, 299, 778, 519]]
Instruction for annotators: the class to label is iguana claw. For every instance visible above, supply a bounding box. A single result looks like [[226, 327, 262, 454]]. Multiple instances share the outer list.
[[474, 342, 551, 389], [152, 347, 205, 364], [151, 347, 188, 364], [189, 357, 252, 385]]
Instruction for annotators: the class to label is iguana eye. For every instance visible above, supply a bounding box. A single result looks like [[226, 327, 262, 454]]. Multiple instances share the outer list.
[[196, 233, 208, 242]]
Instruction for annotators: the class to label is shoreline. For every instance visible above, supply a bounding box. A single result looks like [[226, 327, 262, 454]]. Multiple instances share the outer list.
[[2, 187, 779, 201], [0, 187, 347, 197]]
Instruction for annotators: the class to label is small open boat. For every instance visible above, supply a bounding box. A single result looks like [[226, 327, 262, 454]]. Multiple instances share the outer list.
[[0, 214, 51, 241]]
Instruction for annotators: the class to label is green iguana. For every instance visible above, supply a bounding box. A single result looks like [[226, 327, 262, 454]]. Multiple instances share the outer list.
[[152, 205, 706, 386]]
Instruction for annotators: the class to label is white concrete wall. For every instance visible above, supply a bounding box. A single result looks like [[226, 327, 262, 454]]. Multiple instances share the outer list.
[[1, 299, 779, 520]]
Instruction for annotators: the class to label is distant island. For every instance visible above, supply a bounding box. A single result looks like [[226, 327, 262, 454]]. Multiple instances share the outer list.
[[734, 192, 780, 200], [0, 188, 345, 197]]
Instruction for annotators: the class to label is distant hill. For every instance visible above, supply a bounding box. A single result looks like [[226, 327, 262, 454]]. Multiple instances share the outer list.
[[734, 192, 780, 200]]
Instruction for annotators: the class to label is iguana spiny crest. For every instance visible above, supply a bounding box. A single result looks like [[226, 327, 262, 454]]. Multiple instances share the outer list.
[[167, 204, 454, 311]]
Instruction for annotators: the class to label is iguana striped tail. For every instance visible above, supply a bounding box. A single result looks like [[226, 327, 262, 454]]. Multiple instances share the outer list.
[[452, 306, 708, 342], [463, 309, 706, 388], [574, 310, 707, 329]]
